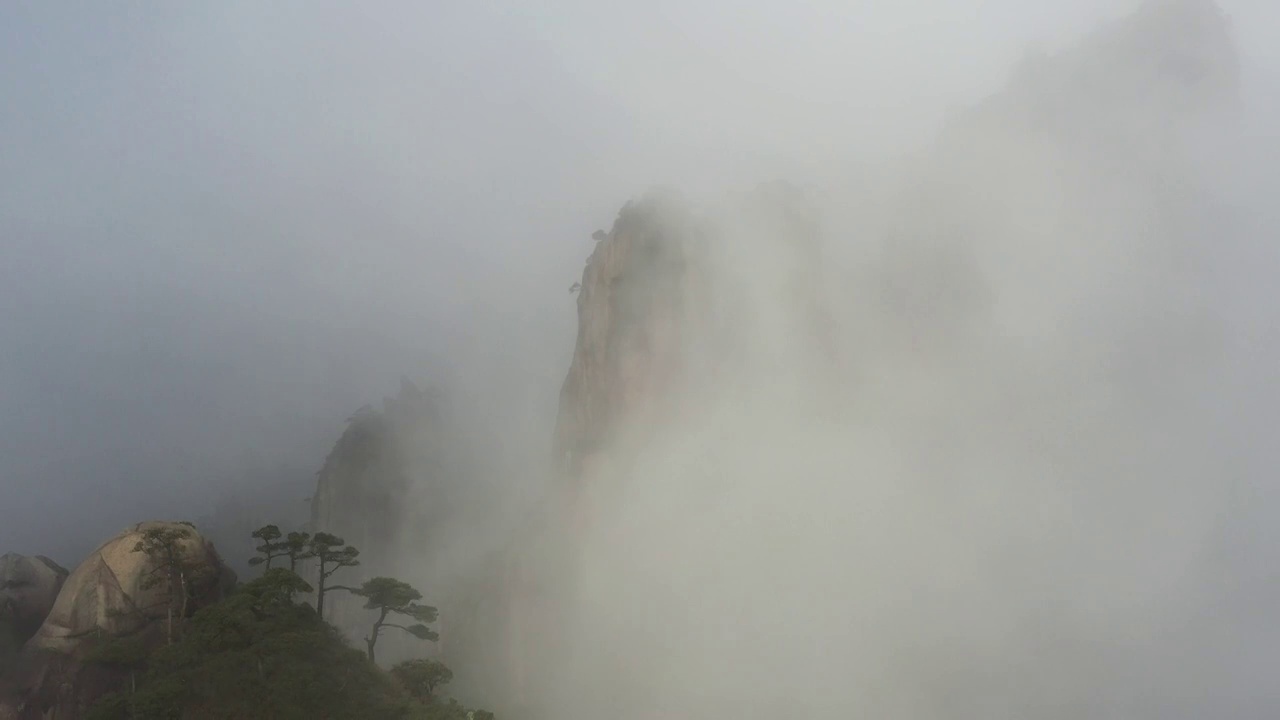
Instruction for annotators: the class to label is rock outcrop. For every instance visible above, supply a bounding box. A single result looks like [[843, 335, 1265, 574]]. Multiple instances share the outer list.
[[0, 522, 235, 719], [552, 191, 709, 505], [551, 185, 830, 518], [498, 186, 832, 712], [29, 522, 234, 653], [504, 191, 709, 713], [308, 379, 467, 666], [0, 556, 68, 659]]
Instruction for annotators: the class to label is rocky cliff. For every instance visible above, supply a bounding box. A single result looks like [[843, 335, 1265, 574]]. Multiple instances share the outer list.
[[552, 185, 831, 521], [499, 185, 833, 712], [500, 0, 1241, 714], [552, 191, 709, 515], [0, 522, 235, 720]]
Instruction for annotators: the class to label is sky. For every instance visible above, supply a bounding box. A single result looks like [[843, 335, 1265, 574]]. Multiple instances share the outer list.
[[1, 4, 1279, 703]]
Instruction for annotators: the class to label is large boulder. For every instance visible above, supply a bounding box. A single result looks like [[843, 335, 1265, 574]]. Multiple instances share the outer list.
[[29, 521, 235, 653], [0, 522, 236, 718], [0, 555, 68, 656]]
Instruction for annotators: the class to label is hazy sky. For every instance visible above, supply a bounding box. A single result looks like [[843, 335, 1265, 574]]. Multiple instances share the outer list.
[[1, 0, 1277, 566]]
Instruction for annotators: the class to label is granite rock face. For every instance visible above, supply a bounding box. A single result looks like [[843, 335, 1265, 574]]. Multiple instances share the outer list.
[[0, 522, 235, 719], [0, 555, 68, 655], [500, 185, 831, 712], [29, 522, 234, 653]]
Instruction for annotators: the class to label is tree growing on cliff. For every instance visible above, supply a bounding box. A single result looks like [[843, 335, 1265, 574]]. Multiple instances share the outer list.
[[354, 576, 438, 664], [133, 524, 205, 645], [309, 532, 360, 618], [248, 524, 288, 570]]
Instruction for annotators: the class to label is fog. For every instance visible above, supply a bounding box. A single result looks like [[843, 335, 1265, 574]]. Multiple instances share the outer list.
[[3, 0, 1279, 717]]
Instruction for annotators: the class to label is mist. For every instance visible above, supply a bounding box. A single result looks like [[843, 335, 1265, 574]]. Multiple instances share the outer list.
[[3, 0, 1279, 717]]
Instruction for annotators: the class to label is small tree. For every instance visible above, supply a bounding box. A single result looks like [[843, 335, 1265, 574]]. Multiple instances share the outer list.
[[308, 532, 359, 618], [354, 577, 438, 664], [133, 525, 204, 645], [283, 531, 313, 572], [248, 524, 288, 571], [391, 658, 452, 702]]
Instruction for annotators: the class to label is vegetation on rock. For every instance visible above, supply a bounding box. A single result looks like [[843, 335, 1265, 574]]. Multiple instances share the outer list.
[[72, 524, 496, 720], [131, 524, 209, 646]]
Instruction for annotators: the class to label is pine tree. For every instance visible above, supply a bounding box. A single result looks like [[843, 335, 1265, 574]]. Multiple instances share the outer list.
[[354, 577, 438, 664], [248, 524, 288, 570], [132, 524, 205, 645], [308, 532, 359, 618]]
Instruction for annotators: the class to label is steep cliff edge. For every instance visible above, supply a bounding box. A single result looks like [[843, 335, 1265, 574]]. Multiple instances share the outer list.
[[503, 185, 831, 712], [552, 185, 831, 522], [552, 191, 709, 511]]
